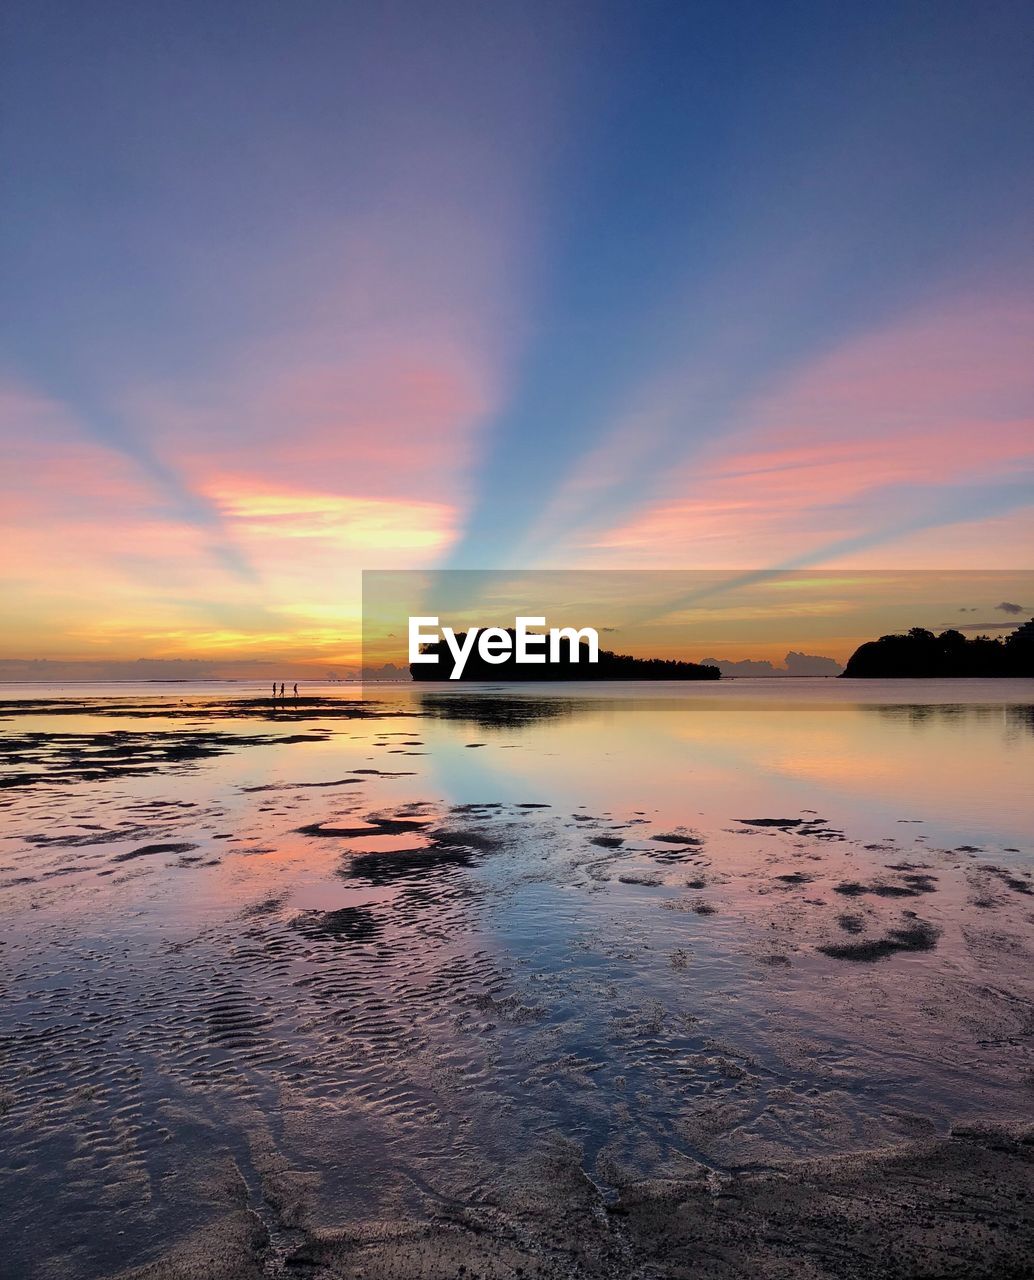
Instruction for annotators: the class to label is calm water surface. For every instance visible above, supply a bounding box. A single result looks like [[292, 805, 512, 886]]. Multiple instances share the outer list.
[[1, 679, 1032, 1277]]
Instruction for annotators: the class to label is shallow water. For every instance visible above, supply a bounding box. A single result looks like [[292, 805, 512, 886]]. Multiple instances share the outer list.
[[1, 679, 1032, 1278]]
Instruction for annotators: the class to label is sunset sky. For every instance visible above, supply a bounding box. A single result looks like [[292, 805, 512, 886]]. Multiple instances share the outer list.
[[2, 2, 1032, 675]]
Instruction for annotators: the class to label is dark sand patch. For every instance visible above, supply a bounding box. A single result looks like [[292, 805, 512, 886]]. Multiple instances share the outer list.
[[335, 822, 506, 885], [26, 823, 164, 847], [737, 816, 845, 840], [775, 871, 815, 886], [0, 695, 394, 723], [978, 865, 1034, 896], [240, 778, 363, 792], [664, 896, 717, 915], [292, 905, 383, 944], [1, 726, 331, 789], [297, 816, 430, 838], [111, 841, 200, 863], [820, 919, 941, 961], [427, 827, 505, 853], [834, 874, 937, 898], [342, 845, 476, 883], [237, 896, 286, 920], [738, 816, 807, 827], [642, 834, 706, 866]]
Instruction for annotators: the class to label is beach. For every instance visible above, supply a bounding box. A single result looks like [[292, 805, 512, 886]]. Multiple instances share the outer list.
[[1, 680, 1032, 1279]]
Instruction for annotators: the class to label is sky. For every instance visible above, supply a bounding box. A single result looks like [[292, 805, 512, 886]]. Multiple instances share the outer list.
[[2, 0, 1032, 674]]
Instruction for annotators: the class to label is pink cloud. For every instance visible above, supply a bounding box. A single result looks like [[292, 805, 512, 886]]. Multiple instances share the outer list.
[[584, 292, 1034, 567], [116, 206, 519, 518]]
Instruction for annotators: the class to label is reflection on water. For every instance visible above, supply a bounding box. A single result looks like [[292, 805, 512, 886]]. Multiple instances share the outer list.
[[1005, 702, 1034, 737], [417, 689, 586, 728], [0, 679, 1032, 1278], [866, 700, 1034, 737]]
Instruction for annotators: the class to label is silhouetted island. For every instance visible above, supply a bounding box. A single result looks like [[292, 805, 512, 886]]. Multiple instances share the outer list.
[[410, 631, 720, 681], [842, 620, 1034, 678]]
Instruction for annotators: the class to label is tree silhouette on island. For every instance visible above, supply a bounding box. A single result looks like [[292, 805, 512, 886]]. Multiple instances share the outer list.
[[842, 620, 1034, 678], [410, 630, 720, 682]]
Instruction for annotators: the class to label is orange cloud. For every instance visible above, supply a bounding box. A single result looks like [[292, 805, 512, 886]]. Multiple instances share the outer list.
[[208, 478, 455, 551], [1, 381, 456, 661]]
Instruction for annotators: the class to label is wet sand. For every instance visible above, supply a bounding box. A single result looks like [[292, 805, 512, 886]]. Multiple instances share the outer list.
[[1, 685, 1032, 1278], [110, 1124, 1034, 1279]]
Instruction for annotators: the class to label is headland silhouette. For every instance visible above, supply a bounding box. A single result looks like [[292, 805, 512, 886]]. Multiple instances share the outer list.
[[410, 630, 720, 681], [843, 620, 1034, 678]]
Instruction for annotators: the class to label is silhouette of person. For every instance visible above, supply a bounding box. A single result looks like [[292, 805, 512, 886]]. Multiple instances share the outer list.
[[271, 681, 276, 700], [279, 682, 285, 700], [293, 683, 298, 698]]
